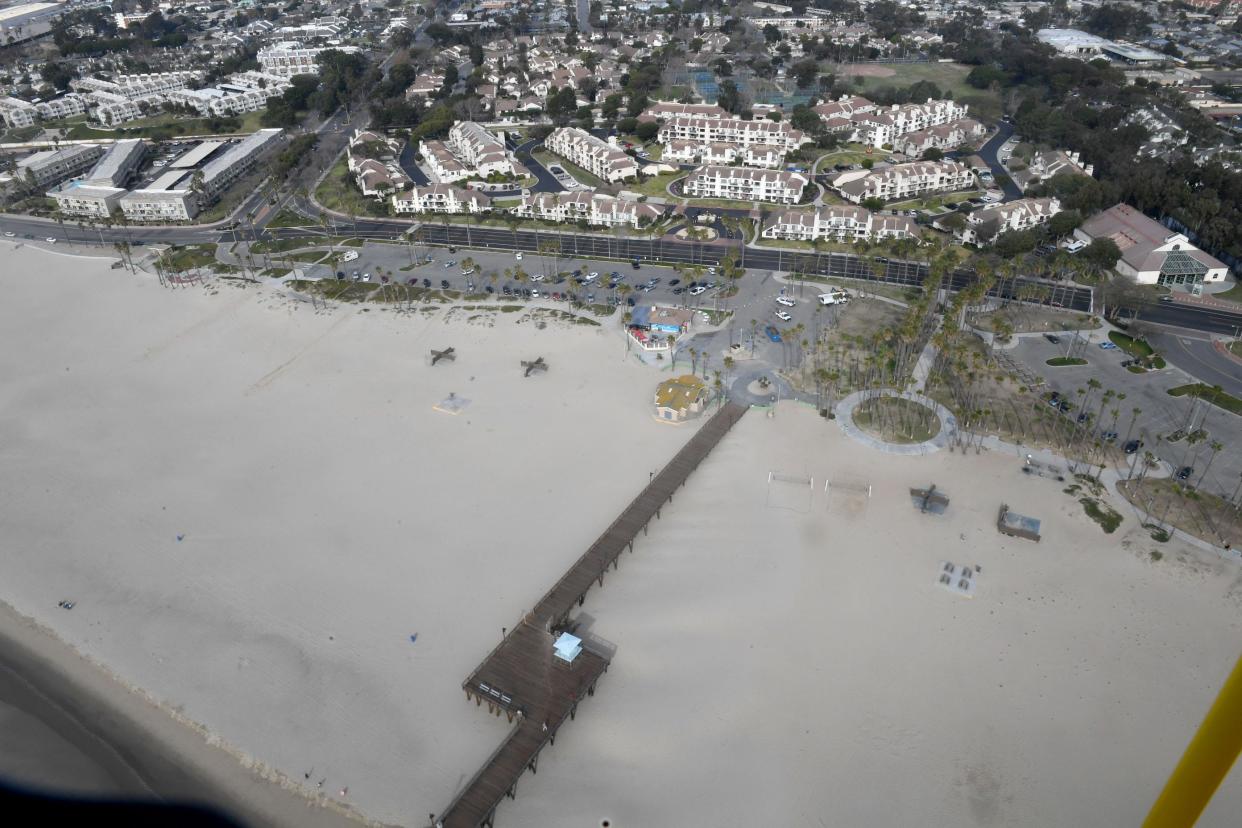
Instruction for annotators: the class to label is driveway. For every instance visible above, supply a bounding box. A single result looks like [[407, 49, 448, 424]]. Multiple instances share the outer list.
[[973, 121, 1022, 202], [514, 140, 565, 193], [1145, 331, 1242, 398]]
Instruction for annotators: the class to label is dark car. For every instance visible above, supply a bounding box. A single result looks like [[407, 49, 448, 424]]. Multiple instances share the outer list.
[[1124, 439, 1143, 455], [448, 246, 457, 253], [1045, 334, 1061, 344], [1100, 430, 1118, 442], [672, 287, 685, 295], [422, 278, 431, 288], [631, 259, 641, 269], [485, 285, 494, 293], [669, 279, 680, 286], [440, 279, 450, 289], [336, 271, 346, 280], [765, 325, 782, 343], [1176, 466, 1194, 481], [626, 296, 636, 306]]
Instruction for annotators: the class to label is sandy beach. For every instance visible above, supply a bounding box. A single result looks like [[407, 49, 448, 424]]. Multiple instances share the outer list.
[[2, 242, 1240, 827]]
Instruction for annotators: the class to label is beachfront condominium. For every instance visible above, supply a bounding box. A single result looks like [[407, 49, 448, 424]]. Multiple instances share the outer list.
[[957, 197, 1061, 244], [762, 204, 919, 242], [513, 191, 663, 229], [47, 139, 147, 218], [258, 42, 359, 77], [832, 160, 975, 204], [391, 184, 493, 215], [682, 165, 808, 204], [120, 129, 284, 222], [16, 144, 105, 189], [545, 127, 639, 183], [657, 116, 808, 153], [638, 101, 728, 123], [896, 118, 987, 157]]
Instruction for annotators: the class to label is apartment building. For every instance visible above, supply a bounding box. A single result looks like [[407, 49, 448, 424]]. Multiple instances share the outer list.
[[896, 118, 986, 157], [513, 191, 662, 228], [72, 72, 199, 101], [421, 139, 469, 183], [47, 139, 147, 218], [762, 204, 918, 242], [662, 140, 782, 169], [16, 144, 105, 189], [165, 72, 291, 118], [391, 184, 492, 214], [545, 127, 639, 183], [1011, 149, 1094, 192], [120, 129, 283, 222], [638, 101, 727, 123], [258, 42, 358, 78], [682, 165, 807, 204], [813, 95, 877, 133], [847, 99, 971, 147], [958, 197, 1061, 244], [120, 173, 197, 222], [86, 92, 144, 127], [0, 94, 89, 128], [832, 160, 975, 204], [447, 121, 514, 177], [657, 115, 807, 152]]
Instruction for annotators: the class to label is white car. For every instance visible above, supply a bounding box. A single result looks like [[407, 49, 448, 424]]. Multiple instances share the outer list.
[[774, 310, 792, 322], [530, 289, 540, 298], [818, 290, 850, 306], [3, 231, 13, 237], [46, 237, 57, 243], [588, 271, 599, 280], [460, 267, 476, 276], [530, 273, 545, 282], [775, 296, 796, 307], [515, 251, 523, 260], [688, 286, 707, 296]]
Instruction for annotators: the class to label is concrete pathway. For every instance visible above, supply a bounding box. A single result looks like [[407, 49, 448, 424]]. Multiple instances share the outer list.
[[834, 389, 958, 455]]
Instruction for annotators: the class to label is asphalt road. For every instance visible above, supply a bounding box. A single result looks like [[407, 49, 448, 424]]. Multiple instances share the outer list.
[[1145, 331, 1242, 397], [973, 121, 1023, 201]]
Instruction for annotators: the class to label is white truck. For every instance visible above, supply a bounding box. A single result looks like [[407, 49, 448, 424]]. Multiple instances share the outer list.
[[818, 288, 850, 306]]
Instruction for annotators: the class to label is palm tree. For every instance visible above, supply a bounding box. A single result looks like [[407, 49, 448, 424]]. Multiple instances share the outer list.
[[1196, 440, 1224, 491]]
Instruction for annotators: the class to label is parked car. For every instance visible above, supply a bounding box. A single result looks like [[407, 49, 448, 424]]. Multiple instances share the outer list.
[[422, 278, 431, 288], [1124, 439, 1143, 455], [515, 251, 523, 260], [775, 296, 796, 307], [668, 279, 680, 286], [1176, 466, 1194, 481], [689, 286, 706, 296], [1045, 334, 1061, 344], [440, 279, 450, 289], [764, 325, 782, 342], [530, 273, 545, 282], [774, 310, 793, 322], [1098, 341, 1119, 350], [1100, 430, 1118, 442]]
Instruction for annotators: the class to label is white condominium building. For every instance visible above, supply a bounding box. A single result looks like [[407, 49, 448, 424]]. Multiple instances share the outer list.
[[638, 101, 727, 123], [832, 160, 975, 204], [959, 197, 1061, 244], [16, 144, 105, 188], [662, 140, 782, 168], [657, 115, 807, 152], [762, 204, 919, 242], [846, 99, 971, 148], [72, 72, 199, 100], [87, 91, 145, 127], [447, 121, 514, 177], [120, 173, 197, 222], [514, 191, 662, 228], [896, 118, 987, 157], [0, 94, 88, 128], [47, 139, 147, 218], [545, 127, 639, 183], [421, 139, 469, 183], [682, 165, 807, 204], [813, 95, 877, 133], [391, 185, 492, 214], [198, 128, 283, 196], [258, 42, 358, 77]]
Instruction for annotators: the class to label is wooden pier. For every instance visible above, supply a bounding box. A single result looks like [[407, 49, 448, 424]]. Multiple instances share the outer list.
[[433, 401, 748, 827]]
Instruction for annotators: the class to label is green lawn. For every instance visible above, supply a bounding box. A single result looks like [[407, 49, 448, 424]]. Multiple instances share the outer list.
[[533, 148, 610, 189], [250, 236, 360, 254], [266, 208, 314, 228], [0, 124, 42, 143], [1229, 340, 1242, 358], [65, 110, 266, 141], [630, 171, 686, 198], [886, 189, 984, 211], [835, 61, 1004, 122], [809, 146, 876, 174], [1109, 331, 1155, 358], [1046, 357, 1088, 367], [314, 156, 391, 218], [159, 244, 217, 272], [1215, 281, 1242, 304], [1167, 384, 1242, 415]]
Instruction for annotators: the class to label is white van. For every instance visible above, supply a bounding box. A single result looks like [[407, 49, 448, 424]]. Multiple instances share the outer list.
[[341, 250, 359, 262], [1062, 239, 1087, 253], [818, 289, 850, 306]]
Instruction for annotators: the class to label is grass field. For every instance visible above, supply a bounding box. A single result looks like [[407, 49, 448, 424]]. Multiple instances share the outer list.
[[834, 62, 1003, 122], [533, 148, 610, 189], [1216, 280, 1242, 303], [315, 157, 391, 218], [632, 171, 687, 198], [266, 209, 314, 228], [1167, 383, 1242, 416], [65, 110, 266, 141]]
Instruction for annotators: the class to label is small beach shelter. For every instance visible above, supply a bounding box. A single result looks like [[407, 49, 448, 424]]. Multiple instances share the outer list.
[[553, 632, 583, 663]]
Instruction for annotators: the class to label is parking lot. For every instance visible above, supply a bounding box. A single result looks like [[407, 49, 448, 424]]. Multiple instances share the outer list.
[[1011, 334, 1242, 498]]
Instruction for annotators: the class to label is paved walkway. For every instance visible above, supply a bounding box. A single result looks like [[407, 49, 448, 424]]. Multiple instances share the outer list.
[[834, 389, 958, 455]]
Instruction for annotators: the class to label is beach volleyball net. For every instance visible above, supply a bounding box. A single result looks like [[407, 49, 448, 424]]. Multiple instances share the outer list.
[[826, 476, 872, 517], [766, 471, 814, 512]]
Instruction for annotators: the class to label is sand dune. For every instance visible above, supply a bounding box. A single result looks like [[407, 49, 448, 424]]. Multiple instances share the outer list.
[[2, 244, 1240, 827]]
